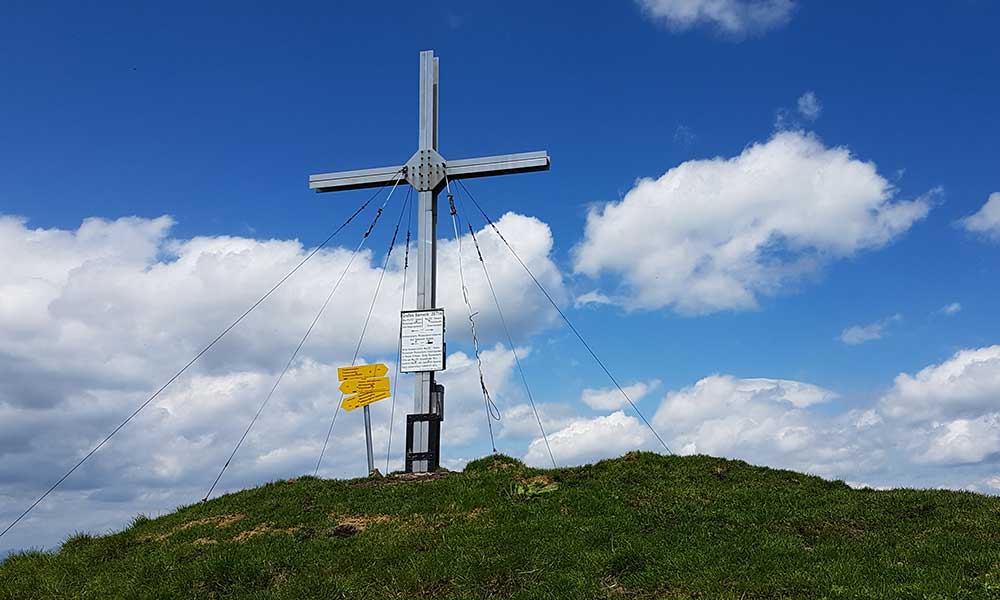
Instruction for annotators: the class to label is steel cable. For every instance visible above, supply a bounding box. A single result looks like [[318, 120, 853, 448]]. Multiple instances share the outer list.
[[0, 176, 400, 539], [315, 185, 412, 476], [446, 185, 500, 454], [460, 200, 557, 468], [204, 173, 404, 500], [385, 187, 414, 473], [455, 178, 673, 455]]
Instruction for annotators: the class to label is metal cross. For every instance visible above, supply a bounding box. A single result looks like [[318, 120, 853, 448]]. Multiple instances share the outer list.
[[308, 50, 550, 473]]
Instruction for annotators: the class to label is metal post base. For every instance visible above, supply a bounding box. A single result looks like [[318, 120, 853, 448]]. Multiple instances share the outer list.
[[405, 413, 442, 472]]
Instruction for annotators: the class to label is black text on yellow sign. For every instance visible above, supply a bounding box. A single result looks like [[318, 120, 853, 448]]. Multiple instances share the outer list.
[[338, 363, 391, 411], [339, 377, 390, 394]]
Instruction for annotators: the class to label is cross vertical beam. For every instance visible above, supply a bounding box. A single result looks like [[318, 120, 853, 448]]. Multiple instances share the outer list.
[[412, 50, 439, 472]]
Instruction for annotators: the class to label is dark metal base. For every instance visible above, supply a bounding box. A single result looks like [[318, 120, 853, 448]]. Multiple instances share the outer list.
[[405, 413, 442, 472]]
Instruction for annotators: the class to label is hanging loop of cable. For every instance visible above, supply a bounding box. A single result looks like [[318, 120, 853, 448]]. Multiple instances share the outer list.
[[204, 173, 405, 500], [463, 211, 556, 468], [385, 187, 414, 474], [455, 178, 673, 456], [0, 175, 401, 540], [447, 186, 500, 454], [315, 184, 412, 476]]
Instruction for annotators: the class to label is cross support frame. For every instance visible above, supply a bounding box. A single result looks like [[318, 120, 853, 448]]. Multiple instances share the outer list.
[[307, 50, 549, 473]]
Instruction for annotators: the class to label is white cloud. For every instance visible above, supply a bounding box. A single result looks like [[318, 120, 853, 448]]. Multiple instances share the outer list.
[[650, 376, 847, 473], [581, 380, 660, 411], [917, 416, 1000, 465], [797, 91, 821, 119], [960, 192, 1000, 240], [574, 290, 615, 308], [776, 91, 822, 130], [573, 132, 931, 314], [839, 324, 883, 345], [0, 212, 563, 554], [498, 402, 578, 440], [879, 345, 1000, 422], [527, 375, 861, 478], [636, 0, 795, 36], [876, 345, 1000, 468], [525, 350, 1000, 484], [524, 411, 654, 467], [838, 314, 902, 345], [435, 344, 522, 447], [941, 302, 962, 316], [967, 475, 1000, 494]]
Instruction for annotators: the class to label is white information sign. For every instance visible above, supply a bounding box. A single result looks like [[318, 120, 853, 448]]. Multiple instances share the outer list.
[[400, 309, 446, 373]]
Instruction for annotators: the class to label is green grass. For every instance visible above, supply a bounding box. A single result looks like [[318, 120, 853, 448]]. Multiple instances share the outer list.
[[2, 452, 999, 599]]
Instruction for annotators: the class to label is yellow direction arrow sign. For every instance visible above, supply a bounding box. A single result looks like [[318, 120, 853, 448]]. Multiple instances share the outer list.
[[341, 389, 392, 411], [338, 363, 392, 411], [339, 377, 390, 394], [338, 363, 388, 381]]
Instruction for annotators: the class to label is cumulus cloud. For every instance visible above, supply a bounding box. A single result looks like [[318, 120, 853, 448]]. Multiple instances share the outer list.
[[527, 375, 862, 479], [917, 416, 1000, 465], [797, 91, 822, 120], [0, 211, 563, 554], [776, 91, 822, 130], [498, 401, 578, 441], [573, 132, 932, 314], [941, 302, 962, 316], [636, 0, 795, 36], [581, 380, 660, 411], [838, 314, 902, 345], [525, 348, 1000, 488], [879, 345, 1000, 422], [650, 376, 851, 475], [574, 290, 615, 308], [960, 192, 1000, 240], [524, 411, 653, 467], [877, 346, 1000, 467]]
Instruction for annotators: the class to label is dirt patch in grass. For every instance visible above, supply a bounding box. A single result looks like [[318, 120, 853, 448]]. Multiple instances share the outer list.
[[180, 514, 245, 531], [324, 510, 485, 536], [351, 470, 450, 488], [519, 475, 554, 485], [333, 514, 393, 532], [139, 513, 246, 542], [191, 538, 217, 546], [232, 523, 301, 542]]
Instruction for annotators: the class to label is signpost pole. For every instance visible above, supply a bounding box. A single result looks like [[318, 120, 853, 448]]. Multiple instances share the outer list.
[[363, 405, 375, 474]]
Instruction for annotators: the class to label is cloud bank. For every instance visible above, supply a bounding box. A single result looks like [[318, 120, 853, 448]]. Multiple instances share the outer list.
[[960, 192, 1000, 241], [573, 131, 931, 314], [524, 347, 1000, 494], [0, 211, 564, 555], [839, 314, 902, 345], [636, 0, 795, 36]]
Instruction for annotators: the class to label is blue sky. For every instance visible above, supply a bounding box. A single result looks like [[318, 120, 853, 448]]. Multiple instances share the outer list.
[[2, 1, 999, 554]]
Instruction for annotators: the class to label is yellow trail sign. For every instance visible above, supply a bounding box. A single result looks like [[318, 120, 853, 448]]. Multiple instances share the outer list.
[[338, 363, 391, 411], [339, 377, 390, 394], [341, 389, 391, 411], [338, 363, 388, 381]]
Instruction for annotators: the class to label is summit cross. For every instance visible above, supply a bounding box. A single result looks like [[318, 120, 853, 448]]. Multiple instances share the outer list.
[[307, 50, 550, 473]]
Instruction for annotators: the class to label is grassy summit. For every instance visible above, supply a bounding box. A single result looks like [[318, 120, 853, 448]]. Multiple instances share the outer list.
[[2, 452, 999, 599]]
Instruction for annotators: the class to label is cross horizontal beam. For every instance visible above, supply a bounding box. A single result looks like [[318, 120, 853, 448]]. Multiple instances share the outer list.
[[444, 151, 550, 180], [309, 150, 549, 194], [309, 165, 405, 193]]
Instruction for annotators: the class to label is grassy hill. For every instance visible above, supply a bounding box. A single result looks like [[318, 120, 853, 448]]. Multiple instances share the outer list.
[[2, 452, 999, 599]]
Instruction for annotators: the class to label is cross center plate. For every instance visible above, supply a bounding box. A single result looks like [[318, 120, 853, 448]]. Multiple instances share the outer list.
[[405, 148, 447, 192]]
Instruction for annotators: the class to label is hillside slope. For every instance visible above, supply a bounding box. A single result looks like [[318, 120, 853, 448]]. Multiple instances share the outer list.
[[2, 453, 999, 599]]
